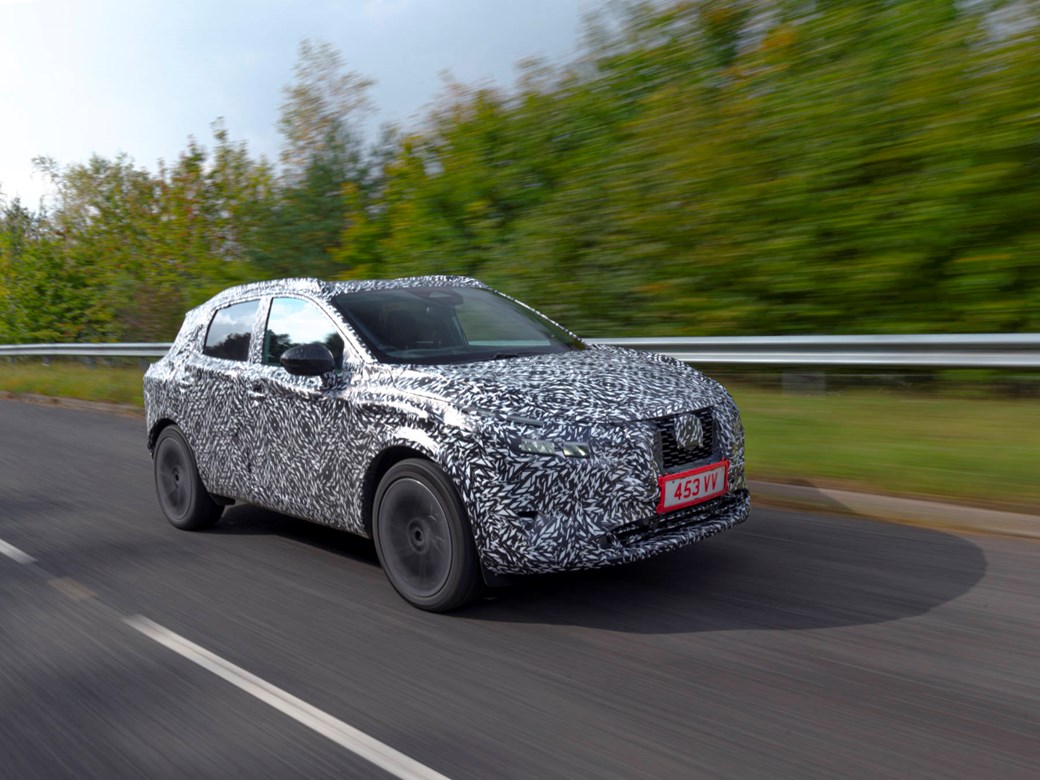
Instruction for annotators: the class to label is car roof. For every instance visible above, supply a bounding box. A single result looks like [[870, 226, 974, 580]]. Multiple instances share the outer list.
[[194, 274, 489, 313]]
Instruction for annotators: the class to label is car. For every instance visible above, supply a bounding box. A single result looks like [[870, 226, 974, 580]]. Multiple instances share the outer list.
[[144, 276, 750, 610]]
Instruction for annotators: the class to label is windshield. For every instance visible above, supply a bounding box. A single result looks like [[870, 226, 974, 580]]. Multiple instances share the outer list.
[[332, 286, 585, 365]]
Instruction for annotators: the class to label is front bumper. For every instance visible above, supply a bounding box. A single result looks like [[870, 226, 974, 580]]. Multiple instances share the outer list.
[[478, 489, 751, 575], [463, 398, 749, 576]]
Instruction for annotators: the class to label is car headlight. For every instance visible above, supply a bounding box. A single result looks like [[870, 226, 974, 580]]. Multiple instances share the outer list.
[[518, 437, 555, 455], [516, 437, 592, 458], [464, 407, 592, 458]]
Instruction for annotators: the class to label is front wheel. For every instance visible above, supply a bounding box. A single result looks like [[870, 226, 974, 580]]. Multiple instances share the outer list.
[[153, 426, 223, 531], [372, 459, 482, 612]]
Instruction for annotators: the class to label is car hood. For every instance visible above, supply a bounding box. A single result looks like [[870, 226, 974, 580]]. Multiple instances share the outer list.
[[362, 346, 732, 425]]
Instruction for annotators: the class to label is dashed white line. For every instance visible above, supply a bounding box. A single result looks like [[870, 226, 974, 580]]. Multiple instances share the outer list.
[[124, 615, 451, 780], [0, 537, 35, 565]]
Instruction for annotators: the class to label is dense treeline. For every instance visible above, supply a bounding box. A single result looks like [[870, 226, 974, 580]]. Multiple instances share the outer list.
[[2, 0, 1039, 343]]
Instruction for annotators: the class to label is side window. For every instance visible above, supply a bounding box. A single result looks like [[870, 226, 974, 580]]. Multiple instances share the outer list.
[[203, 300, 259, 361], [264, 297, 345, 370]]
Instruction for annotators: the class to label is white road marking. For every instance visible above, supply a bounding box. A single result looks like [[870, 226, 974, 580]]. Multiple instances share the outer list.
[[124, 615, 451, 780], [0, 538, 35, 564]]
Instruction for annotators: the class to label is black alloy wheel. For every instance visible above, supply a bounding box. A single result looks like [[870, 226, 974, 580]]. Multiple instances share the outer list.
[[153, 425, 223, 531], [373, 459, 482, 612]]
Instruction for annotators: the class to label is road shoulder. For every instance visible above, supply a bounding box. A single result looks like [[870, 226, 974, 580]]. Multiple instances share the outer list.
[[751, 480, 1040, 539]]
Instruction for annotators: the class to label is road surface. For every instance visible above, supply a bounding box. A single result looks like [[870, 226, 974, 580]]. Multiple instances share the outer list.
[[0, 399, 1036, 778]]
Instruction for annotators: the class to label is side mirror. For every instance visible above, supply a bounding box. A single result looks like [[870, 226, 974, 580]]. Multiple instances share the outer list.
[[280, 343, 337, 377]]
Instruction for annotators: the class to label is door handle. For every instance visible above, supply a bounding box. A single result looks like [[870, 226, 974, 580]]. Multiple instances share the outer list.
[[248, 382, 265, 401]]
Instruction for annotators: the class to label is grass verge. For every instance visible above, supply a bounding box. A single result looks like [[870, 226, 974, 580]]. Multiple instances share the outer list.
[[0, 363, 145, 407], [0, 363, 1036, 511], [730, 386, 1040, 512]]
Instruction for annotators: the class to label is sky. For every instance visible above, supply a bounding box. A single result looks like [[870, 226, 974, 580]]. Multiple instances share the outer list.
[[0, 0, 593, 209]]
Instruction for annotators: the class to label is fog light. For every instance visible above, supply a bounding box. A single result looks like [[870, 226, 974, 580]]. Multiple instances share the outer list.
[[519, 438, 555, 455]]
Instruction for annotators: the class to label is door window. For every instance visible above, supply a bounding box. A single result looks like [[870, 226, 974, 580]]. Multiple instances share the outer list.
[[264, 297, 345, 369], [203, 300, 259, 361]]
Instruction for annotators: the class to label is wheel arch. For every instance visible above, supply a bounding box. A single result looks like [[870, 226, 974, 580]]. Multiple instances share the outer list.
[[361, 444, 437, 537], [147, 417, 178, 453]]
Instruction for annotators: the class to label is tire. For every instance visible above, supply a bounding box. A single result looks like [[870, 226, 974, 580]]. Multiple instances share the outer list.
[[372, 459, 483, 612], [153, 425, 223, 531]]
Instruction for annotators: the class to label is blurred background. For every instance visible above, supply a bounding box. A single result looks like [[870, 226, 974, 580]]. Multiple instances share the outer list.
[[1, 0, 1038, 509]]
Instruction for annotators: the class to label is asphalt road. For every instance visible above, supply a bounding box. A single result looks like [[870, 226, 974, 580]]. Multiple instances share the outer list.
[[0, 398, 1037, 779]]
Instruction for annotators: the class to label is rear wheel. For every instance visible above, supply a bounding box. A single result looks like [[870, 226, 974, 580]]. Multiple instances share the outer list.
[[153, 426, 223, 531], [373, 459, 482, 612]]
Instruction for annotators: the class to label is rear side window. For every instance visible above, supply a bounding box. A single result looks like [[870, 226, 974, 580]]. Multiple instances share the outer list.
[[203, 300, 259, 361], [264, 297, 345, 369]]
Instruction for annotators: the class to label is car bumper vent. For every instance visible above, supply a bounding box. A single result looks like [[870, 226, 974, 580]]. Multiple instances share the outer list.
[[611, 491, 746, 546]]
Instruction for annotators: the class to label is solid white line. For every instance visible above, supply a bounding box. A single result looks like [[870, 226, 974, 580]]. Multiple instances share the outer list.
[[0, 538, 36, 565], [124, 615, 451, 780]]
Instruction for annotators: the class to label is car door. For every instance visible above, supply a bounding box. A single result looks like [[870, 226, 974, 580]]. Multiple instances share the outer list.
[[249, 295, 360, 525], [178, 298, 263, 499]]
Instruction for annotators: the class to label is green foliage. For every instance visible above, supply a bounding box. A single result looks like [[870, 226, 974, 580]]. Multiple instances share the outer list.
[[0, 200, 85, 342], [350, 0, 1040, 335], [251, 39, 375, 281], [0, 127, 275, 341], [2, 4, 1040, 342], [277, 39, 373, 178]]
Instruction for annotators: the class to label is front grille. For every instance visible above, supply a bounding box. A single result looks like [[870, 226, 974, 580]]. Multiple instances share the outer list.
[[653, 408, 715, 472]]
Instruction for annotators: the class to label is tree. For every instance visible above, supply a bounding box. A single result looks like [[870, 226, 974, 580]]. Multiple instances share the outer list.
[[250, 40, 376, 279], [277, 39, 373, 180], [6, 3, 1040, 342]]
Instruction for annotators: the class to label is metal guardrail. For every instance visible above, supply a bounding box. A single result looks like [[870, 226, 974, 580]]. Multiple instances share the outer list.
[[0, 343, 172, 359], [1, 335, 1039, 368], [589, 334, 1040, 369]]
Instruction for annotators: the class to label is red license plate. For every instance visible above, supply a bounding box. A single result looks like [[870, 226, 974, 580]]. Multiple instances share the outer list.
[[657, 460, 729, 514]]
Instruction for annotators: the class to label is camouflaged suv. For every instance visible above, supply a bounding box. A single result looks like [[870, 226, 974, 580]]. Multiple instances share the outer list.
[[145, 276, 750, 610]]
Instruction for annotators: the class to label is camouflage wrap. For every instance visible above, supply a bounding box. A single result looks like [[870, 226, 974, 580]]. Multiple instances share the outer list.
[[145, 276, 750, 576]]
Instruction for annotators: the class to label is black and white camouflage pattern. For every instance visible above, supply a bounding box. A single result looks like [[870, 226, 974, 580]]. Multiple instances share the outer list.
[[144, 276, 750, 576]]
